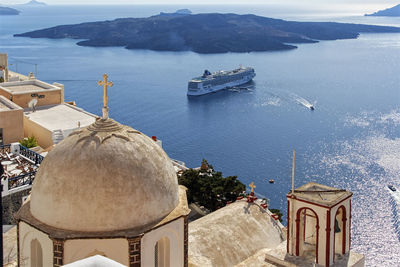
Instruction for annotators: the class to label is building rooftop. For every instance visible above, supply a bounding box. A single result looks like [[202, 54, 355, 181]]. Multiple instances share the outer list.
[[8, 70, 30, 82], [24, 103, 98, 133], [287, 182, 353, 207], [0, 79, 61, 95], [235, 242, 365, 267], [189, 201, 285, 267], [0, 95, 22, 111]]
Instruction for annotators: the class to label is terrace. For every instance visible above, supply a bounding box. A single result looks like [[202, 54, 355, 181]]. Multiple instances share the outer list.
[[1, 143, 43, 196], [0, 78, 65, 109], [0, 79, 61, 95]]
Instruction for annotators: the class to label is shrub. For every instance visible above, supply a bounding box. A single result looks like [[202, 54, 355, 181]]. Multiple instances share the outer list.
[[19, 136, 38, 148], [269, 208, 283, 222]]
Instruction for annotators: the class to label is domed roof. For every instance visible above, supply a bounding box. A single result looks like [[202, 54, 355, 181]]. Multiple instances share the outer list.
[[30, 118, 179, 232]]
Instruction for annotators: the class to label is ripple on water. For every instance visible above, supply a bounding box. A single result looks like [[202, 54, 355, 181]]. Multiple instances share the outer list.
[[305, 109, 400, 266]]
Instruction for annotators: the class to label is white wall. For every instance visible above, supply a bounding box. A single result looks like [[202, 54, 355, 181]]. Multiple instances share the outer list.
[[141, 218, 184, 267], [19, 222, 53, 267]]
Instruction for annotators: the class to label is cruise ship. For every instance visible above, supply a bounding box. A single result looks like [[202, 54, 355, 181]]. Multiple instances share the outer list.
[[187, 66, 256, 96]]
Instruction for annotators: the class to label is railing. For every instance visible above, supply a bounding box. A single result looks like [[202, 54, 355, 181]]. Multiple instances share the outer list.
[[19, 145, 44, 165], [7, 172, 35, 190], [0, 144, 11, 154], [1, 143, 43, 196]]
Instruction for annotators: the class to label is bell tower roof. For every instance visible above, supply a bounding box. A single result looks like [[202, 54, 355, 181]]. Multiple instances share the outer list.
[[287, 182, 353, 207]]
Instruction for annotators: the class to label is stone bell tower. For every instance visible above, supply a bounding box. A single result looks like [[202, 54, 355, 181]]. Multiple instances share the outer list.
[[286, 182, 352, 267]]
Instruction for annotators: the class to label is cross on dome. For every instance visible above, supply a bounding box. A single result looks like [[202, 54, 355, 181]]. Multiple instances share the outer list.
[[249, 182, 256, 193], [98, 74, 113, 119]]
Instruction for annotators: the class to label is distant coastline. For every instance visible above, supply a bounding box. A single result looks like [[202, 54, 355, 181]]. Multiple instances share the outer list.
[[14, 11, 400, 54], [0, 6, 20, 15], [365, 4, 400, 17]]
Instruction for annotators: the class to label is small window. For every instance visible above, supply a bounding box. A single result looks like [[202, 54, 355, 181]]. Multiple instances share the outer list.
[[0, 128, 3, 145]]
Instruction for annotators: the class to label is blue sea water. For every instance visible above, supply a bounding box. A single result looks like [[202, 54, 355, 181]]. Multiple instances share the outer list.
[[1, 4, 400, 265]]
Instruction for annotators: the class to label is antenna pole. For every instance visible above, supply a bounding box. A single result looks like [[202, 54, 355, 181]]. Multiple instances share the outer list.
[[290, 149, 296, 255], [292, 149, 296, 194]]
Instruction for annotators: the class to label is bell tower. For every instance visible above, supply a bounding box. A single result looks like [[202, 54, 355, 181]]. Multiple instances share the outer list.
[[286, 182, 352, 267]]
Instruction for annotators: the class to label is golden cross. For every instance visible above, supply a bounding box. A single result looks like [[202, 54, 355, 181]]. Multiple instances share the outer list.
[[249, 182, 256, 193], [98, 74, 113, 119]]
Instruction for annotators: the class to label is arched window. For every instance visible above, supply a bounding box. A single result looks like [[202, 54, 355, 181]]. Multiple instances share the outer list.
[[31, 239, 43, 267], [296, 207, 319, 263], [154, 237, 170, 267]]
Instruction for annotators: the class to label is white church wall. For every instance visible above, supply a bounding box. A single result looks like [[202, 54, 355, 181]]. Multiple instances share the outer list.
[[63, 238, 129, 266], [19, 221, 53, 267], [141, 217, 184, 267]]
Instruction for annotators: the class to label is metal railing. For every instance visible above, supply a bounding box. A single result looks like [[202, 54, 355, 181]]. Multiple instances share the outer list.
[[1, 144, 43, 196], [19, 145, 44, 165], [7, 172, 35, 191], [0, 144, 11, 155]]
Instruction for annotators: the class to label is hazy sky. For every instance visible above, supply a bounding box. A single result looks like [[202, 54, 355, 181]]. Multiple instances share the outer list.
[[1, 0, 399, 15], [2, 0, 399, 6]]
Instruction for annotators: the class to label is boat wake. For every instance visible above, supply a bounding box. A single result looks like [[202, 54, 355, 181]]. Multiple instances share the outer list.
[[389, 189, 400, 243], [228, 85, 254, 92], [261, 97, 281, 107], [389, 187, 400, 203], [291, 94, 315, 110]]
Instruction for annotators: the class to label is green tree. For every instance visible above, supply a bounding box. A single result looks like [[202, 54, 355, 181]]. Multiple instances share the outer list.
[[178, 160, 245, 212], [19, 136, 38, 148]]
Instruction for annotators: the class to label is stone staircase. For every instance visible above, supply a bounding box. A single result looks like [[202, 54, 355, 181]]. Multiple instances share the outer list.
[[52, 129, 64, 144]]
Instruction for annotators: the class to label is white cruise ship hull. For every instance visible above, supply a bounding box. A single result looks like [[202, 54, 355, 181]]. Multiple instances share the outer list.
[[187, 67, 255, 96]]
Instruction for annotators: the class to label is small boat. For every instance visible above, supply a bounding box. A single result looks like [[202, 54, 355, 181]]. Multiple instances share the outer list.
[[269, 179, 275, 184], [309, 105, 315, 110], [388, 185, 396, 192]]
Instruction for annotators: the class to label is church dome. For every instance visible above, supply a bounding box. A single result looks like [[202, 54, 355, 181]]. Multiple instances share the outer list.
[[30, 118, 179, 232]]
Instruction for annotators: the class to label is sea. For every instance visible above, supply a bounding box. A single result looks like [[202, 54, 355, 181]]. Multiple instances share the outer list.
[[1, 4, 399, 265]]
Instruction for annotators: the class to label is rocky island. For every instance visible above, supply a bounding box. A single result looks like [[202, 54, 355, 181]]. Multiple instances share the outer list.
[[14, 12, 400, 54], [0, 6, 20, 15], [21, 0, 47, 6], [365, 4, 400, 17]]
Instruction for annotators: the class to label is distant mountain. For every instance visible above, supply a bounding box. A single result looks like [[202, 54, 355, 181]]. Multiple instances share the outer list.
[[0, 6, 20, 15], [158, 9, 192, 17], [22, 0, 47, 6], [365, 4, 400, 17], [176, 9, 192, 15], [14, 12, 400, 54]]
